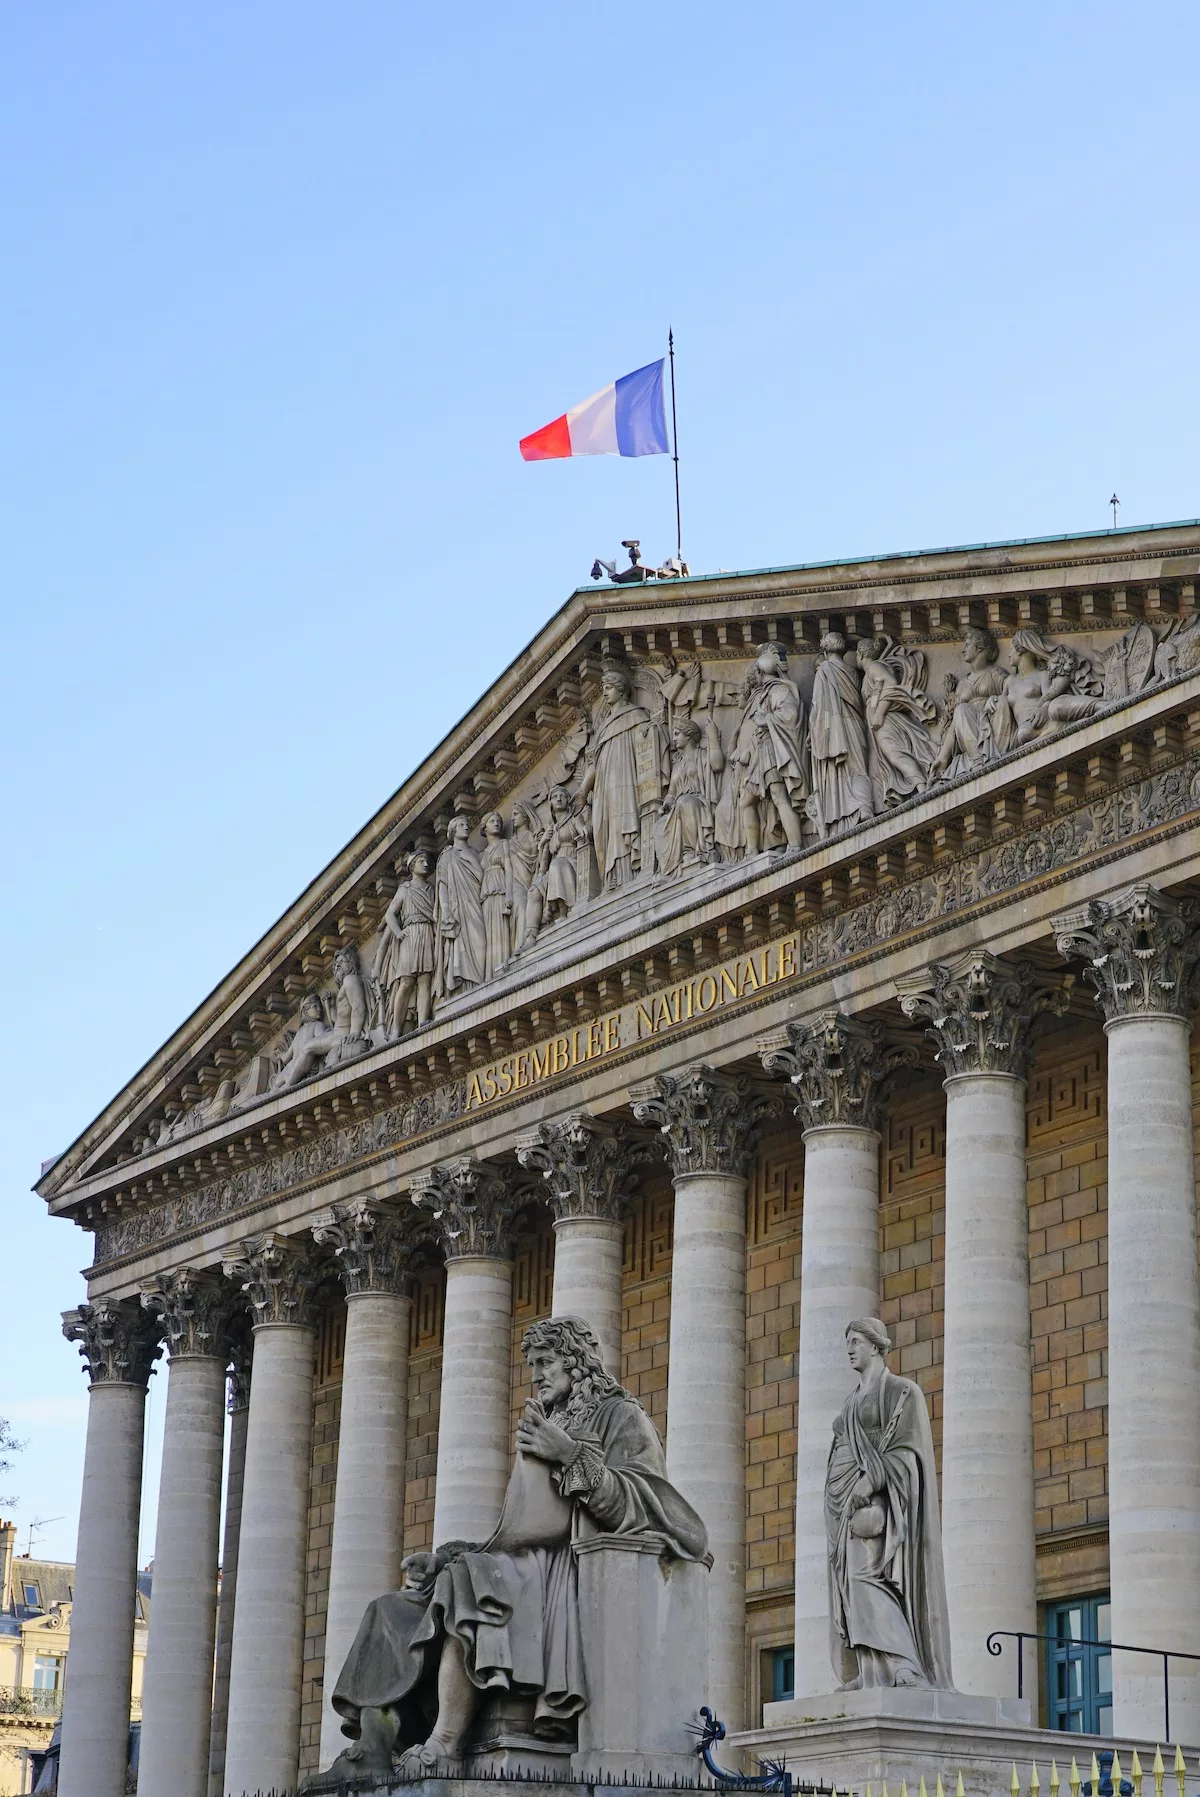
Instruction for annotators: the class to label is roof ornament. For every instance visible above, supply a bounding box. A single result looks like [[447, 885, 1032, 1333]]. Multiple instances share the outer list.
[[590, 539, 688, 584]]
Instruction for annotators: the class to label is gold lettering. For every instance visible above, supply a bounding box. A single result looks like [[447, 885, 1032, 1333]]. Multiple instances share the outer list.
[[515, 1052, 531, 1089], [653, 994, 672, 1031], [588, 1021, 604, 1059], [571, 1029, 585, 1067], [697, 974, 718, 1012], [532, 1043, 552, 1081], [762, 948, 776, 985], [482, 1067, 499, 1102], [496, 1058, 514, 1097], [668, 985, 684, 1025], [636, 1002, 655, 1039], [467, 1073, 485, 1110], [552, 1035, 570, 1074], [739, 956, 760, 995], [779, 936, 797, 980], [605, 1014, 621, 1050], [720, 966, 739, 1004]]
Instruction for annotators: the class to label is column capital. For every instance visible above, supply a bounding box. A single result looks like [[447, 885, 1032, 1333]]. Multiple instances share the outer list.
[[221, 1232, 323, 1328], [409, 1156, 523, 1259], [311, 1198, 413, 1296], [897, 951, 1072, 1079], [62, 1298, 162, 1389], [1053, 883, 1200, 1022], [516, 1113, 651, 1221], [139, 1268, 236, 1359], [761, 1011, 919, 1132], [629, 1063, 780, 1178]]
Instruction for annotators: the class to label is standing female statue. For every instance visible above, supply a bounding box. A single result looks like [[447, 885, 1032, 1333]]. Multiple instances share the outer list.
[[855, 637, 937, 808], [825, 1319, 952, 1690], [434, 817, 487, 999], [479, 812, 513, 982], [808, 634, 874, 838]]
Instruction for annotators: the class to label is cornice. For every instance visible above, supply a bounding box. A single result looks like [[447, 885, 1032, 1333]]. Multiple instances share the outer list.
[[39, 526, 1200, 1206]]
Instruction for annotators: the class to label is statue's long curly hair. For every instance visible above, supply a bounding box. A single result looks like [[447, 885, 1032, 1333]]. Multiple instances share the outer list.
[[521, 1316, 631, 1422]]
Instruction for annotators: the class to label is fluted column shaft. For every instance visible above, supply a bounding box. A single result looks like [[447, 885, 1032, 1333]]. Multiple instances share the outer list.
[[941, 1073, 1036, 1697], [208, 1392, 249, 1797], [1106, 1011, 1200, 1736], [59, 1383, 147, 1797], [221, 1233, 320, 1797], [318, 1288, 412, 1767], [433, 1255, 514, 1544], [632, 1067, 776, 1733], [58, 1302, 158, 1797], [667, 1165, 748, 1727], [552, 1216, 624, 1375], [1056, 885, 1200, 1739], [793, 1123, 881, 1698], [137, 1352, 227, 1797]]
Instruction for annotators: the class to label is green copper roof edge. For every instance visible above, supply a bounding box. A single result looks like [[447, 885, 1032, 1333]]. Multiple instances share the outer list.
[[576, 517, 1200, 594]]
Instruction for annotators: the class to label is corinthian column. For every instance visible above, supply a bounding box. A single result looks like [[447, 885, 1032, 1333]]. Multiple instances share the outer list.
[[762, 1014, 915, 1700], [411, 1158, 520, 1546], [900, 955, 1067, 1701], [313, 1201, 413, 1772], [208, 1326, 251, 1797], [631, 1065, 777, 1731], [221, 1234, 321, 1797], [58, 1300, 161, 1797], [518, 1114, 646, 1375], [1056, 884, 1200, 1741], [136, 1273, 232, 1797]]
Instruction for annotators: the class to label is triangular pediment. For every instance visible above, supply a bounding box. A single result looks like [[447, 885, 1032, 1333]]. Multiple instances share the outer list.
[[40, 521, 1200, 1238]]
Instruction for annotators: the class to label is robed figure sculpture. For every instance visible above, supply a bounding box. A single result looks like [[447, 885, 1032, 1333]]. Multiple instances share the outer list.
[[323, 1317, 708, 1782], [825, 1319, 953, 1690]]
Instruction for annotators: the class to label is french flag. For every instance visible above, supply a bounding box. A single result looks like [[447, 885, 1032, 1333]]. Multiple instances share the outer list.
[[520, 359, 670, 461]]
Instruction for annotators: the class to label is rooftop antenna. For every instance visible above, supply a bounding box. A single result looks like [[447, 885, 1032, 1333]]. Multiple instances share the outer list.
[[1110, 492, 1120, 529], [25, 1515, 63, 1556]]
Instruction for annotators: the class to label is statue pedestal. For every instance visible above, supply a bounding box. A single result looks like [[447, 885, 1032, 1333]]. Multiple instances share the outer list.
[[732, 1688, 1175, 1797], [571, 1535, 708, 1781]]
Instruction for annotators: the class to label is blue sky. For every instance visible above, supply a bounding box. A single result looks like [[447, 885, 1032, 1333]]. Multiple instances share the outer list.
[[2, 0, 1198, 1566]]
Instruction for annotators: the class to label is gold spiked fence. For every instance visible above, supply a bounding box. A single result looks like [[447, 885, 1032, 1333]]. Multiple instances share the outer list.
[[807, 1746, 1197, 1797]]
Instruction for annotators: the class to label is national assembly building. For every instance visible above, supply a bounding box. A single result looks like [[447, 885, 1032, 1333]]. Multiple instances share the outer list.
[[34, 519, 1200, 1797]]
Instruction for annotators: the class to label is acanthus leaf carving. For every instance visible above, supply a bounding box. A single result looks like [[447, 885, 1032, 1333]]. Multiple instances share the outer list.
[[761, 1011, 920, 1132], [409, 1156, 525, 1260], [629, 1063, 780, 1178], [139, 1267, 238, 1359], [1053, 882, 1200, 1022], [62, 1298, 162, 1389], [221, 1232, 323, 1327], [515, 1113, 652, 1222], [311, 1198, 413, 1296], [897, 951, 1072, 1078]]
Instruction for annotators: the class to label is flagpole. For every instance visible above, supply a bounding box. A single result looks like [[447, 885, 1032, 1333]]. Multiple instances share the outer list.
[[668, 328, 682, 565]]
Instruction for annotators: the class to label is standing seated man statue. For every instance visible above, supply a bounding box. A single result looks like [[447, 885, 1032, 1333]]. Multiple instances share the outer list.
[[322, 1317, 708, 1782]]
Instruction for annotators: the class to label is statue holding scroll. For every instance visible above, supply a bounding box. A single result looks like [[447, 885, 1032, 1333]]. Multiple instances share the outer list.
[[825, 1319, 953, 1691], [323, 1317, 708, 1782]]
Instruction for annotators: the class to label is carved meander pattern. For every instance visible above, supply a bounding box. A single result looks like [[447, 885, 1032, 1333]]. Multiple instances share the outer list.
[[89, 751, 1200, 1269]]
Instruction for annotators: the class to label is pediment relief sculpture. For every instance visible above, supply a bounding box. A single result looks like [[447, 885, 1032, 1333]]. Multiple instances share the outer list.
[[120, 606, 1200, 1149]]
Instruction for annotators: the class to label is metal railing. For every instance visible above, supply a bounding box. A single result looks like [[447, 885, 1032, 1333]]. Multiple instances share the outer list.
[[987, 1630, 1200, 1743], [0, 1683, 64, 1719]]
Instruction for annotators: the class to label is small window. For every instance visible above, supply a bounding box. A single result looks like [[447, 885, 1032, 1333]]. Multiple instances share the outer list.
[[32, 1656, 60, 1692], [769, 1646, 795, 1703], [22, 1583, 41, 1610], [1047, 1594, 1111, 1735]]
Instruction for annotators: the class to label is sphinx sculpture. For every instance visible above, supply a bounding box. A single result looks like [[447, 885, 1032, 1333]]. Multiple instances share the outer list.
[[322, 1316, 708, 1783], [825, 1318, 953, 1690]]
